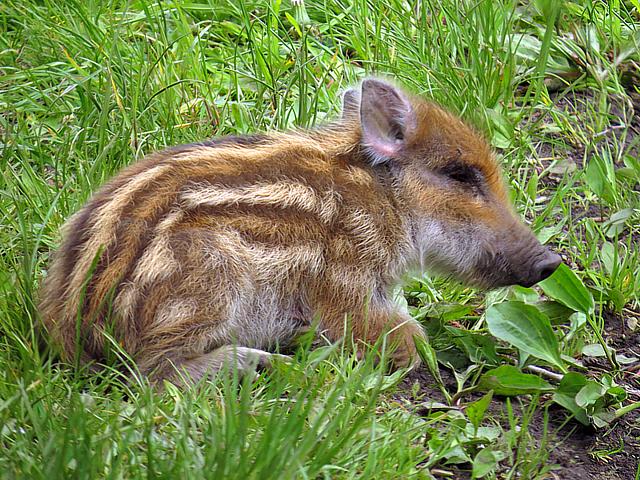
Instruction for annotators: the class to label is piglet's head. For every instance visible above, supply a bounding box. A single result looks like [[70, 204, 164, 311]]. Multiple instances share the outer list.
[[343, 78, 561, 288]]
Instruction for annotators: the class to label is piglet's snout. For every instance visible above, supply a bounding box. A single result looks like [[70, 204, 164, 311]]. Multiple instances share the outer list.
[[518, 250, 562, 288]]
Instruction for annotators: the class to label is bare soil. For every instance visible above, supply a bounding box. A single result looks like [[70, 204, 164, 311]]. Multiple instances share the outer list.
[[398, 354, 639, 479]]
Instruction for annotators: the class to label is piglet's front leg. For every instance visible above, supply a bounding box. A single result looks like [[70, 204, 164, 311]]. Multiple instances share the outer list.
[[366, 307, 425, 369], [319, 300, 426, 368]]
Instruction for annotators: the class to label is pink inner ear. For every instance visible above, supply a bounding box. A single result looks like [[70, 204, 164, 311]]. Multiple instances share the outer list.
[[367, 139, 400, 157]]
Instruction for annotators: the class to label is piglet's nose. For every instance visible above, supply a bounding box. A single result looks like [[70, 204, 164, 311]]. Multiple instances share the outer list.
[[516, 251, 562, 288], [532, 251, 562, 285]]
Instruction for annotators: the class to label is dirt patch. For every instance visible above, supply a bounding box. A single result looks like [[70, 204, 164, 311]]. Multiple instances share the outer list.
[[528, 88, 640, 174], [395, 364, 640, 479], [545, 408, 640, 480], [603, 309, 640, 354], [526, 87, 639, 266], [524, 88, 639, 244]]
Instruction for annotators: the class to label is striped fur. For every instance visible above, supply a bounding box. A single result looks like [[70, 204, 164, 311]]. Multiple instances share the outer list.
[[40, 78, 559, 384]]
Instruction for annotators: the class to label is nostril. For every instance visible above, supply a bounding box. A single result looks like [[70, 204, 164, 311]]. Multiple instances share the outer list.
[[538, 265, 556, 281], [535, 252, 562, 283]]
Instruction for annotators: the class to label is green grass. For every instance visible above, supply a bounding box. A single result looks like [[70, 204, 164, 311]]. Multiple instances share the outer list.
[[1, 0, 639, 478]]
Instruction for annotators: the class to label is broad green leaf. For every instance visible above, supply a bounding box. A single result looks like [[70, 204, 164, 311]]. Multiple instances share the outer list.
[[486, 301, 565, 371], [472, 447, 502, 478], [464, 424, 501, 442], [510, 33, 543, 62], [592, 410, 616, 428], [582, 343, 607, 357], [478, 366, 553, 396], [466, 391, 493, 431], [536, 224, 562, 244], [569, 312, 587, 336], [427, 441, 470, 465], [584, 152, 616, 203], [606, 386, 627, 403], [557, 372, 588, 392], [553, 394, 589, 425], [553, 372, 589, 425], [603, 208, 637, 238], [581, 343, 638, 368], [584, 155, 607, 198], [600, 241, 616, 276], [575, 381, 605, 408], [419, 401, 450, 410], [606, 288, 626, 313], [539, 263, 594, 315], [616, 166, 640, 182], [534, 300, 576, 325], [548, 157, 577, 175], [446, 327, 500, 365], [436, 348, 471, 371], [510, 286, 539, 304], [615, 354, 638, 365], [526, 170, 539, 203], [600, 374, 616, 389]]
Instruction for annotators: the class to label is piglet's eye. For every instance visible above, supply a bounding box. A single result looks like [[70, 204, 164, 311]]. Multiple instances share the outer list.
[[439, 162, 482, 185]]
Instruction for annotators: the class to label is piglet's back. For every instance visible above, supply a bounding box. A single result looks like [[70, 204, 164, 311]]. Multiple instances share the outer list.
[[39, 125, 406, 368]]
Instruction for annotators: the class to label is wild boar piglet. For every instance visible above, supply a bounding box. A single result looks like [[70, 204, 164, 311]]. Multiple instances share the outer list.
[[40, 78, 561, 385]]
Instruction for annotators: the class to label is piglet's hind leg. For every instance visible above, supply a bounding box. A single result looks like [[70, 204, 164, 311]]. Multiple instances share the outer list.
[[162, 346, 290, 387]]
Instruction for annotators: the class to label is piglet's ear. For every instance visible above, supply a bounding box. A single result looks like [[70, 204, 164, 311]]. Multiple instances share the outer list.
[[359, 78, 414, 165], [341, 88, 360, 120]]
